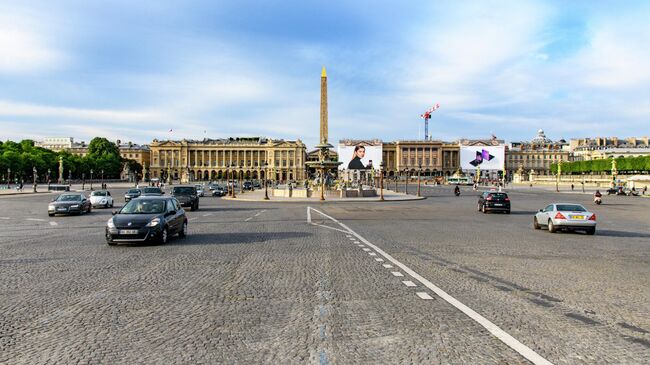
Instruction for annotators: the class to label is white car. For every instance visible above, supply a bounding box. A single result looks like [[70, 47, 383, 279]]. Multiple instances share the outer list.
[[533, 203, 596, 235], [90, 190, 114, 208], [194, 184, 205, 197]]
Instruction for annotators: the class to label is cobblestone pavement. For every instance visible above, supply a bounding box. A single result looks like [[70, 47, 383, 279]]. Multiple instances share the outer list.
[[0, 186, 648, 364]]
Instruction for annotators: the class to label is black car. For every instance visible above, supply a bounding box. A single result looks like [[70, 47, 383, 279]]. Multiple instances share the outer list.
[[142, 187, 164, 196], [253, 181, 262, 189], [124, 188, 142, 202], [106, 197, 187, 245], [48, 193, 92, 216], [477, 191, 511, 214], [171, 185, 199, 211], [243, 181, 253, 190]]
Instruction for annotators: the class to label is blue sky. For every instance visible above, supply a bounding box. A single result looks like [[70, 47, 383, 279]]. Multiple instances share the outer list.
[[1, 0, 649, 148]]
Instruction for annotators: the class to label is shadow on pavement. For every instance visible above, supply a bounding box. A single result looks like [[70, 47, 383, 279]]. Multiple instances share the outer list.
[[170, 231, 312, 245], [594, 230, 650, 238]]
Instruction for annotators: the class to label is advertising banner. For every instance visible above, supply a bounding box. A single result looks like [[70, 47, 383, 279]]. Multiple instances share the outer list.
[[460, 145, 505, 170], [338, 141, 383, 171]]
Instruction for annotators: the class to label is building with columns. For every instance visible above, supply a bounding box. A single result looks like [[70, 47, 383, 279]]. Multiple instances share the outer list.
[[148, 137, 307, 182], [506, 130, 570, 177], [570, 136, 650, 161], [381, 140, 460, 177]]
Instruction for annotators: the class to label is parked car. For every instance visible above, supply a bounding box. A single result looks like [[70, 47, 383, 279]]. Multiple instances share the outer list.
[[90, 190, 114, 208], [142, 187, 164, 196], [194, 184, 205, 197], [211, 186, 226, 197], [124, 188, 142, 202], [243, 181, 253, 190], [477, 191, 511, 214], [48, 193, 92, 216], [253, 181, 262, 189], [171, 185, 199, 211], [105, 196, 187, 245], [533, 203, 596, 235], [208, 183, 219, 191]]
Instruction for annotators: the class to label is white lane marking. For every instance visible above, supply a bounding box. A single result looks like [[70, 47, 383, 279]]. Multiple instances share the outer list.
[[362, 248, 371, 252], [26, 218, 47, 222], [391, 271, 404, 277], [383, 264, 393, 268], [49, 221, 58, 226], [202, 213, 212, 217], [188, 217, 198, 221], [260, 210, 266, 213], [244, 217, 252, 222], [0, 217, 10, 220], [254, 212, 261, 217], [416, 292, 434, 300], [369, 252, 376, 256], [311, 223, 350, 234], [402, 281, 417, 287], [307, 207, 553, 365], [375, 258, 384, 262], [357, 244, 365, 247]]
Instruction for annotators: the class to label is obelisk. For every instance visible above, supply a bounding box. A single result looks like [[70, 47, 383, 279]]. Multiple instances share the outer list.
[[320, 66, 328, 145]]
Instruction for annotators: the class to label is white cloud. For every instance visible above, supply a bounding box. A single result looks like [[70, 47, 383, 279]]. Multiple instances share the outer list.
[[0, 13, 67, 73]]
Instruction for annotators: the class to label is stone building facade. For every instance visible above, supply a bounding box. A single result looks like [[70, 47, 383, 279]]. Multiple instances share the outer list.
[[506, 130, 570, 177], [381, 140, 460, 177], [570, 136, 650, 161], [148, 137, 306, 182]]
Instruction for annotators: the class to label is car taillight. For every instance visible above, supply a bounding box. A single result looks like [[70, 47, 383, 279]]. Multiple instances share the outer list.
[[589, 214, 596, 221], [504, 197, 510, 202], [554, 212, 566, 219], [486, 196, 493, 201]]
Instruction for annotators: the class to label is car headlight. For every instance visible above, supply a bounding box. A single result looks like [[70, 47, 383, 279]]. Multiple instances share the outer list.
[[48, 205, 55, 210], [70, 204, 79, 208], [146, 218, 160, 227], [107, 218, 115, 228]]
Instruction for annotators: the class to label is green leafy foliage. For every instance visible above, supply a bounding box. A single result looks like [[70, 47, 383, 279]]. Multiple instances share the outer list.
[[551, 156, 650, 174]]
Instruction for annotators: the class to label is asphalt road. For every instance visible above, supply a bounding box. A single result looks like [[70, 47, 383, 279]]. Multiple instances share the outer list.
[[0, 186, 648, 364]]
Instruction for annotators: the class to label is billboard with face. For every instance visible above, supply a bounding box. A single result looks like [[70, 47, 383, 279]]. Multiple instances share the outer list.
[[338, 142, 383, 170], [460, 145, 505, 170]]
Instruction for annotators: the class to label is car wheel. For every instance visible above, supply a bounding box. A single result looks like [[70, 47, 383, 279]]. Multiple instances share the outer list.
[[48, 213, 54, 217], [87, 205, 92, 214], [179, 221, 188, 238], [477, 203, 481, 212], [548, 219, 556, 233], [160, 227, 169, 244], [482, 205, 487, 214], [586, 227, 596, 235], [533, 217, 541, 229]]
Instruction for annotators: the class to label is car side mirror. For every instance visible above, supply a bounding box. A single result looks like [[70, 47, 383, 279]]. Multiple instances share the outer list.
[[166, 210, 176, 216], [538, 209, 543, 212], [112, 210, 118, 215]]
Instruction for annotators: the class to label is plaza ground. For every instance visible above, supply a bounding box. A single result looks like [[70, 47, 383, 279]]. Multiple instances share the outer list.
[[0, 186, 648, 364]]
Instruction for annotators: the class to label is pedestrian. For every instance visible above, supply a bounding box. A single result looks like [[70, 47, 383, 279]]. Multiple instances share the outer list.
[[571, 184, 574, 191], [644, 186, 647, 195], [18, 180, 23, 192]]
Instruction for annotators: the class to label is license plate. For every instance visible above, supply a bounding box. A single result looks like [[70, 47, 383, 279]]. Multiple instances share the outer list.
[[120, 229, 139, 235], [57, 208, 67, 211], [494, 203, 503, 206], [572, 215, 585, 220]]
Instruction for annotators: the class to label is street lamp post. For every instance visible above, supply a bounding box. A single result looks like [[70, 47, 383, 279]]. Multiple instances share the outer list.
[[47, 169, 51, 190], [320, 168, 325, 201], [32, 166, 37, 193], [82, 173, 85, 191], [380, 162, 385, 201], [239, 165, 244, 194], [417, 163, 422, 197], [263, 162, 269, 200], [6, 168, 9, 188], [555, 160, 562, 193], [231, 164, 236, 198], [404, 168, 409, 195], [101, 169, 104, 189], [90, 169, 94, 190], [395, 170, 399, 192]]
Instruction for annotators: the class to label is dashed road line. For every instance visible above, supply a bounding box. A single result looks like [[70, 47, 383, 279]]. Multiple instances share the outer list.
[[49, 221, 58, 226], [362, 248, 370, 251], [382, 264, 393, 268], [0, 217, 10, 220], [368, 252, 376, 256], [403, 281, 417, 287], [416, 292, 434, 300], [306, 206, 553, 365], [391, 271, 404, 277], [244, 217, 252, 222], [26, 218, 47, 222], [375, 258, 384, 262], [188, 217, 198, 221]]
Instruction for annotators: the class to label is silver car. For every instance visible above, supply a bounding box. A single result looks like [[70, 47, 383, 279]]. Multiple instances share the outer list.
[[194, 184, 205, 197], [533, 203, 596, 235]]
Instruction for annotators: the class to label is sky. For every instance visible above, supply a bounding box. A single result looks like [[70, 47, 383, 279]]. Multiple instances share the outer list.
[[1, 0, 649, 149]]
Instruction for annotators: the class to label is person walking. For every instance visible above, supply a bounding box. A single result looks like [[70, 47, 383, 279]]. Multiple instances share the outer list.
[[571, 184, 574, 191]]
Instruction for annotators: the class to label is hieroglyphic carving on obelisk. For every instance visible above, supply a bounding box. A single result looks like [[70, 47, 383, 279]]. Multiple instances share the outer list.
[[320, 66, 328, 145]]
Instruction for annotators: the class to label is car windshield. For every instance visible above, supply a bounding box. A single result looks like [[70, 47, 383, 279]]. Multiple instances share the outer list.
[[195, 185, 203, 189], [57, 194, 82, 202], [488, 193, 508, 199], [91, 191, 107, 196], [556, 204, 586, 212], [144, 187, 161, 194], [128, 189, 140, 194], [173, 187, 195, 195], [120, 199, 165, 214]]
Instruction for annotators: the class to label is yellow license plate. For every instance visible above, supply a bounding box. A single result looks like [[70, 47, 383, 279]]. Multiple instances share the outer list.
[[572, 215, 585, 220]]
